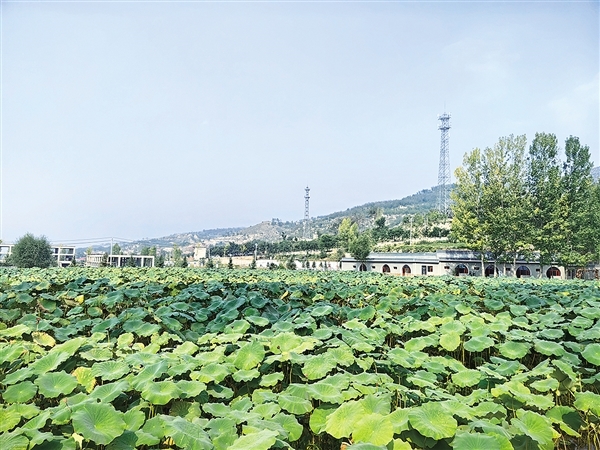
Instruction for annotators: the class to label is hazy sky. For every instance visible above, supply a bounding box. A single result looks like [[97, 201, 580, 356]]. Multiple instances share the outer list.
[[2, 0, 598, 244]]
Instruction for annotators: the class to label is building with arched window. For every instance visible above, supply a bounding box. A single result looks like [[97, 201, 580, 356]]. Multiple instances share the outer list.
[[339, 250, 594, 279]]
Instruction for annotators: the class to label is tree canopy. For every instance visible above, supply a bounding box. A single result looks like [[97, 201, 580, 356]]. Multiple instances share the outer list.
[[9, 233, 55, 268]]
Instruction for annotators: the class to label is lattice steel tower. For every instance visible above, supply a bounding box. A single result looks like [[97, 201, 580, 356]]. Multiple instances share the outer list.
[[303, 186, 310, 239], [437, 113, 451, 215]]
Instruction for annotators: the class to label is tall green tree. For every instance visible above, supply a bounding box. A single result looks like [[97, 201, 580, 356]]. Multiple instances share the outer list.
[[111, 243, 121, 255], [349, 233, 373, 264], [8, 233, 55, 268], [526, 132, 563, 273], [337, 218, 358, 252], [560, 136, 597, 266]]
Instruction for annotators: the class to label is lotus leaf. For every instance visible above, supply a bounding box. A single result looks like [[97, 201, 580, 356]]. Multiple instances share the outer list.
[[233, 340, 265, 370], [278, 393, 313, 415], [141, 380, 181, 405], [573, 391, 600, 415], [260, 372, 284, 387], [310, 304, 333, 317], [325, 400, 364, 438], [327, 345, 355, 367], [352, 413, 394, 446], [308, 382, 344, 404], [162, 416, 212, 450], [272, 413, 303, 441], [35, 371, 78, 398], [228, 429, 278, 450], [546, 406, 583, 437], [0, 431, 29, 450], [246, 315, 270, 326], [71, 403, 126, 445], [91, 361, 131, 381], [408, 402, 458, 440], [496, 341, 528, 360], [452, 369, 482, 388], [463, 336, 494, 353], [122, 409, 146, 431], [581, 343, 600, 366], [451, 432, 502, 450], [439, 332, 461, 351], [530, 377, 559, 393], [253, 403, 281, 419], [71, 367, 96, 393], [30, 351, 70, 375], [32, 331, 56, 348], [405, 335, 438, 352], [511, 410, 553, 446], [3, 381, 38, 403], [534, 339, 564, 357], [232, 368, 261, 382], [302, 354, 337, 380], [0, 407, 22, 433], [90, 380, 130, 403]]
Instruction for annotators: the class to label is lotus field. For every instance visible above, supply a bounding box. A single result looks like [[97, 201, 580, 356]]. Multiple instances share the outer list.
[[1, 268, 599, 450]]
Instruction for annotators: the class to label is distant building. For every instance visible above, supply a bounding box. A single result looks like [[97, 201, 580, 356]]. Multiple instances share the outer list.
[[0, 244, 76, 267], [194, 245, 207, 260], [340, 250, 598, 280], [86, 254, 154, 268]]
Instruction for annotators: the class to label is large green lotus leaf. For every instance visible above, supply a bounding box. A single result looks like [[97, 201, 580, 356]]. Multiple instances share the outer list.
[[270, 332, 317, 355], [141, 381, 181, 405], [391, 439, 413, 450], [511, 410, 553, 446], [72, 367, 96, 393], [408, 403, 458, 440], [325, 400, 364, 438], [530, 377, 559, 393], [463, 336, 494, 353], [307, 382, 344, 404], [573, 391, 600, 415], [35, 371, 78, 398], [497, 341, 530, 360], [80, 347, 113, 362], [327, 345, 355, 367], [0, 431, 29, 450], [224, 319, 251, 334], [407, 369, 437, 388], [534, 339, 564, 357], [203, 402, 233, 418], [196, 362, 231, 383], [302, 354, 337, 380], [233, 340, 265, 370], [360, 394, 391, 415], [581, 343, 600, 366], [0, 407, 22, 433], [387, 408, 410, 434], [552, 359, 578, 382], [538, 328, 564, 340], [122, 409, 146, 432], [352, 413, 394, 446], [253, 403, 281, 419], [451, 431, 501, 450], [3, 381, 38, 403], [0, 344, 25, 364], [405, 335, 438, 352], [30, 351, 70, 375], [21, 428, 55, 447], [579, 307, 600, 319], [278, 394, 313, 415], [176, 380, 206, 398], [260, 372, 284, 387], [440, 320, 466, 335], [32, 331, 56, 348], [90, 380, 129, 403], [232, 369, 261, 382], [310, 304, 333, 317], [122, 320, 160, 337], [0, 324, 30, 338], [346, 444, 388, 450], [246, 315, 270, 327], [452, 369, 481, 388], [161, 416, 212, 450], [387, 348, 420, 368], [91, 361, 130, 381], [439, 332, 461, 351], [229, 429, 278, 450], [272, 413, 303, 441], [72, 403, 126, 445], [309, 405, 336, 434]]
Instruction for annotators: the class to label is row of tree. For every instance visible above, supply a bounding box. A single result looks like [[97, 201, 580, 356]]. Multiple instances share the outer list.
[[451, 133, 599, 268]]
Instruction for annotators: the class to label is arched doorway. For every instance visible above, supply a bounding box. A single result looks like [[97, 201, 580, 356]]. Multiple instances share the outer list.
[[485, 265, 498, 277], [455, 264, 468, 276], [359, 263, 367, 272], [516, 266, 530, 278], [402, 265, 411, 276], [546, 267, 561, 278], [382, 264, 390, 273]]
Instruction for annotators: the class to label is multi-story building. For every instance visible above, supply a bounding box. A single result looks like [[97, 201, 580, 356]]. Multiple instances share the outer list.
[[85, 254, 154, 268], [0, 244, 76, 267]]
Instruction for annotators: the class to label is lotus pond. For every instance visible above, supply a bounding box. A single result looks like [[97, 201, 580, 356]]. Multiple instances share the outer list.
[[0, 267, 599, 450]]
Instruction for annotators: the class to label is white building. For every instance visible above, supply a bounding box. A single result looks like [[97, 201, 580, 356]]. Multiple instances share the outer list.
[[0, 244, 76, 267], [86, 254, 155, 268], [340, 250, 584, 279]]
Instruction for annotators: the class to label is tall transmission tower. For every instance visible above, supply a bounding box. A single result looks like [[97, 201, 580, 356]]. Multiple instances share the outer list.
[[303, 186, 310, 239], [437, 113, 451, 215]]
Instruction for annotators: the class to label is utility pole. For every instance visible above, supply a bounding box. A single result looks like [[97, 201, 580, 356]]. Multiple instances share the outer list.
[[437, 113, 451, 215]]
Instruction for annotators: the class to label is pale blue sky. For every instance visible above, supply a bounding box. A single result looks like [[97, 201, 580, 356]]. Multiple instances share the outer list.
[[2, 0, 598, 243]]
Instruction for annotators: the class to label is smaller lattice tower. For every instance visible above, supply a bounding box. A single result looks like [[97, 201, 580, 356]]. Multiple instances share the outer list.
[[437, 113, 451, 215], [303, 186, 310, 239]]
